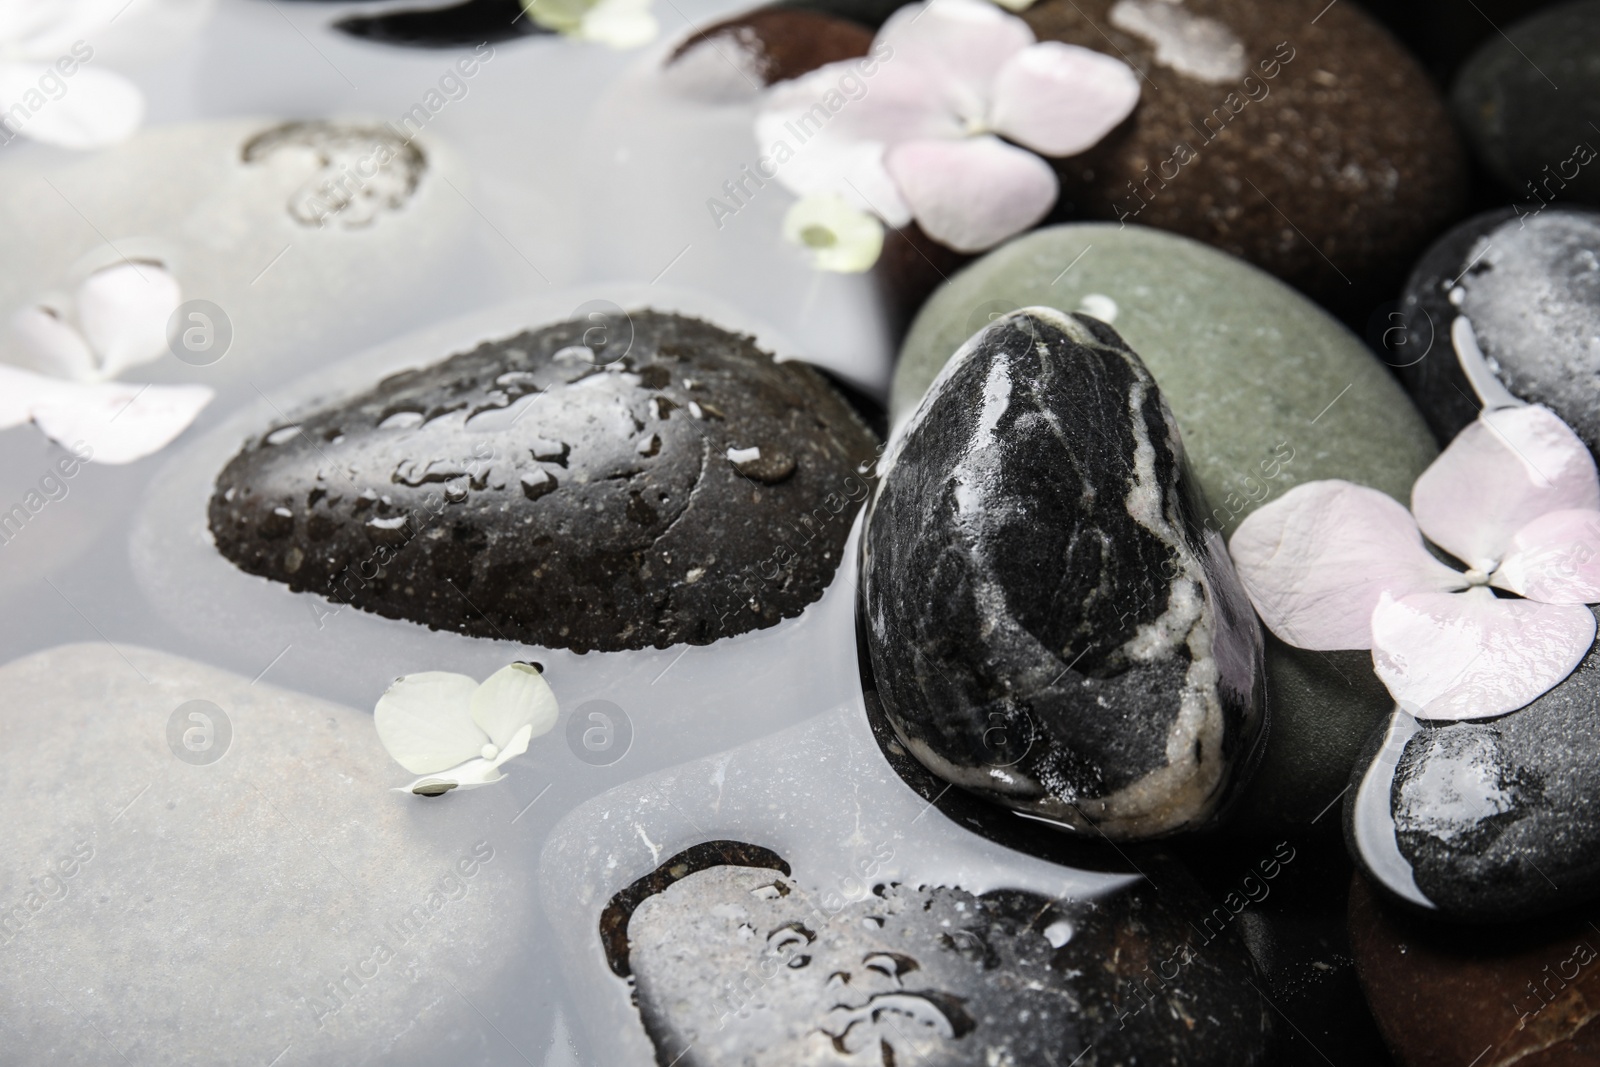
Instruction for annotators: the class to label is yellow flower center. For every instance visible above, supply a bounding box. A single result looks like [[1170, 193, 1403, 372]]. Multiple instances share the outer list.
[[800, 224, 838, 249]]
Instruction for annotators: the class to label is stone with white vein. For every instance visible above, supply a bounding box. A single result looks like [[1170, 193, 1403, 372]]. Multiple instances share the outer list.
[[861, 308, 1266, 840]]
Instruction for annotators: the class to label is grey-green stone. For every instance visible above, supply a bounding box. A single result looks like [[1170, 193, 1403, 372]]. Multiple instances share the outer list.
[[893, 223, 1438, 834]]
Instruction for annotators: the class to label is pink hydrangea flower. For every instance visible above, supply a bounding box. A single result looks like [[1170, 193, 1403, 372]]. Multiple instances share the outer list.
[[1229, 404, 1600, 721], [755, 0, 1140, 254]]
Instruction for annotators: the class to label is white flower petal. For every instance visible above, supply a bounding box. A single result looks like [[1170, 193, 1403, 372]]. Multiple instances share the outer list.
[[0, 64, 144, 149], [77, 260, 182, 380], [12, 305, 97, 382], [579, 0, 657, 48], [878, 0, 1033, 122], [31, 379, 211, 464], [884, 134, 1057, 252], [1494, 508, 1600, 604], [399, 757, 507, 796], [1229, 480, 1466, 651], [491, 723, 535, 768], [781, 194, 885, 272], [374, 671, 487, 774], [1371, 588, 1596, 721], [1412, 406, 1600, 572], [989, 41, 1140, 157], [0, 1, 118, 58], [0, 364, 74, 429], [469, 662, 558, 754]]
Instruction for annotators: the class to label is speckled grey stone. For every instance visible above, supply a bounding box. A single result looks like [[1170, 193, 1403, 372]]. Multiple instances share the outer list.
[[0, 644, 543, 1066], [1398, 206, 1600, 458], [862, 308, 1266, 841], [621, 860, 1275, 1067], [1349, 614, 1600, 922], [209, 311, 879, 653]]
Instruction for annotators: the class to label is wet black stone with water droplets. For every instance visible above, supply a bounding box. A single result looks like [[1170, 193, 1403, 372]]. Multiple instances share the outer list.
[[1354, 616, 1600, 922], [1397, 205, 1600, 456], [861, 309, 1266, 841], [208, 311, 878, 652], [617, 855, 1275, 1067]]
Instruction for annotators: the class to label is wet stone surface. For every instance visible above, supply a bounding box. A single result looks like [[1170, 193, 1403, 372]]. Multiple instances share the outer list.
[[861, 308, 1266, 841], [617, 851, 1275, 1067], [1020, 0, 1466, 312], [1350, 615, 1600, 922], [663, 8, 873, 102], [242, 120, 428, 229], [1398, 206, 1600, 458], [209, 311, 879, 653]]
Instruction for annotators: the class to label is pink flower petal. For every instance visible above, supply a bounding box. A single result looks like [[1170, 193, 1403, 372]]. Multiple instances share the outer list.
[[1493, 508, 1600, 604], [1412, 405, 1600, 572], [878, 0, 1033, 124], [1371, 587, 1596, 721], [1228, 481, 1465, 651], [990, 41, 1141, 157], [884, 134, 1057, 252], [754, 58, 958, 227]]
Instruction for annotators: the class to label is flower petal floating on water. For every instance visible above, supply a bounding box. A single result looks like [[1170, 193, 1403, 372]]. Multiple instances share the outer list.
[[2, 260, 208, 463], [523, 0, 657, 48], [781, 194, 885, 272], [375, 663, 558, 795], [751, 0, 1139, 254]]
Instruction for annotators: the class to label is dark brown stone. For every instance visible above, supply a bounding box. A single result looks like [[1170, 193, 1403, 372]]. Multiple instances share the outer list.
[[208, 311, 879, 653], [1021, 0, 1466, 313], [1349, 872, 1600, 1067], [665, 8, 872, 88]]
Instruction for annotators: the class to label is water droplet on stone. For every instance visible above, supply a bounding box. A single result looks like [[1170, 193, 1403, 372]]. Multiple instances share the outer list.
[[265, 426, 300, 445], [377, 410, 424, 430], [521, 469, 557, 501]]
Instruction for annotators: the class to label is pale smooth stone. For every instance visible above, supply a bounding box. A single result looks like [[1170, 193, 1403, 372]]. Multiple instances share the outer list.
[[0, 643, 548, 1066]]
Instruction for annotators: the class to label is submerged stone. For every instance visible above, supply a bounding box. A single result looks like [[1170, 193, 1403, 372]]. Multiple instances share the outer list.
[[621, 857, 1274, 1067], [209, 311, 879, 653], [861, 308, 1266, 840]]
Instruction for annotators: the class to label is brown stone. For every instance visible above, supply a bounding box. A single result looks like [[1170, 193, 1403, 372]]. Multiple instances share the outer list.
[[666, 8, 872, 87], [1348, 873, 1600, 1067], [1021, 0, 1466, 313]]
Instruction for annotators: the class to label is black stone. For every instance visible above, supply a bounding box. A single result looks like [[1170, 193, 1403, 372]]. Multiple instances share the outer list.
[[1347, 614, 1600, 922], [1452, 0, 1600, 207], [332, 0, 550, 48], [613, 847, 1276, 1067], [209, 311, 878, 653], [1397, 205, 1600, 458], [860, 309, 1266, 841]]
